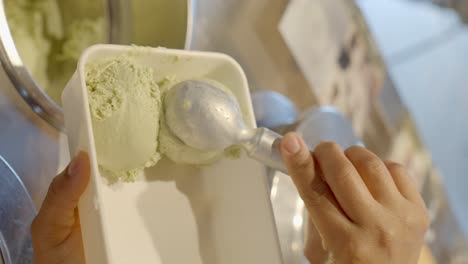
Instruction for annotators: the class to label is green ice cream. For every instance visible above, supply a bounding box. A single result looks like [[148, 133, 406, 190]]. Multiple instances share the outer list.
[[5, 0, 106, 104], [86, 54, 161, 182], [60, 18, 106, 62], [86, 51, 240, 183], [5, 0, 51, 90]]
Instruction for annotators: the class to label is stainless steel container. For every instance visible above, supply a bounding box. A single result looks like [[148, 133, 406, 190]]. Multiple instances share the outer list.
[[0, 0, 193, 130], [0, 156, 35, 264]]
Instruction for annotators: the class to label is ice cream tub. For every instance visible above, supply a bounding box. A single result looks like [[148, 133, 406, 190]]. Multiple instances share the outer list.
[[61, 45, 283, 264]]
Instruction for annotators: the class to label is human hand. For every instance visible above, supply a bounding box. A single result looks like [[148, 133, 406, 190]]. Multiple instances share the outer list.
[[31, 152, 90, 264], [279, 133, 429, 264]]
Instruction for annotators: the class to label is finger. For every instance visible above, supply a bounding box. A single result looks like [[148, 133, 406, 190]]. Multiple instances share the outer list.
[[314, 142, 375, 223], [304, 216, 330, 263], [384, 161, 425, 206], [345, 146, 400, 204], [280, 133, 352, 239], [32, 152, 90, 243]]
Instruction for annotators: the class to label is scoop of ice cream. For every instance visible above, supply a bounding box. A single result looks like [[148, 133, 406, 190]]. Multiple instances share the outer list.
[[86, 54, 161, 182], [158, 78, 226, 165]]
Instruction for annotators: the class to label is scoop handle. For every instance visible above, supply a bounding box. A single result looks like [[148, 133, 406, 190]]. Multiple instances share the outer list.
[[244, 128, 287, 174]]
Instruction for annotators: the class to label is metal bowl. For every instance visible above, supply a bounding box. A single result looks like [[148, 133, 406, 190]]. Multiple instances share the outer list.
[[0, 155, 36, 264], [0, 0, 193, 131]]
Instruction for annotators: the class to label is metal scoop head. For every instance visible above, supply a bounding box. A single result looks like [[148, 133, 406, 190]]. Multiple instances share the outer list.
[[164, 80, 251, 151]]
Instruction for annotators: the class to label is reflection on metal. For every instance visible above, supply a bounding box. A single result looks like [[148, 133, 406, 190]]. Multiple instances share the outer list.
[[292, 199, 305, 231], [0, 232, 10, 264], [0, 156, 36, 264], [269, 171, 307, 264], [0, 232, 11, 264], [297, 106, 363, 150], [251, 91, 299, 129]]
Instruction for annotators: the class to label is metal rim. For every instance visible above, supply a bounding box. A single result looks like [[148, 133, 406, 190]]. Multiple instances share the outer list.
[[185, 0, 195, 50], [0, 155, 35, 264], [0, 232, 11, 264], [0, 0, 194, 131], [0, 156, 35, 206], [0, 1, 64, 130]]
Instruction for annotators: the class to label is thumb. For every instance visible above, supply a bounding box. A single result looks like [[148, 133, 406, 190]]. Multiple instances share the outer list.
[[279, 132, 316, 194], [32, 152, 90, 243], [279, 133, 349, 244]]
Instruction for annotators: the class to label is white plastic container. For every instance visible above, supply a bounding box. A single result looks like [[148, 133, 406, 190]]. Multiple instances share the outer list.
[[62, 45, 283, 264]]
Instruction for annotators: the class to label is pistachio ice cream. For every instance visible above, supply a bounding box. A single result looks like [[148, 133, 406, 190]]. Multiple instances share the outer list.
[[5, 0, 52, 91], [5, 0, 106, 104], [86, 54, 162, 182], [86, 52, 232, 182]]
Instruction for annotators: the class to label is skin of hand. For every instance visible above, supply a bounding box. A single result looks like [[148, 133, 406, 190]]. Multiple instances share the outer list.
[[31, 152, 90, 264], [279, 132, 430, 264]]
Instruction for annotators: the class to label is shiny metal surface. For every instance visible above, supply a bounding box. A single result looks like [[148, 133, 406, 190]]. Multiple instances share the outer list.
[[166, 80, 288, 172], [0, 156, 36, 264], [297, 107, 363, 150], [0, 0, 192, 130], [0, 249, 4, 264], [251, 91, 299, 129], [166, 80, 249, 151], [269, 171, 307, 264], [0, 232, 8, 264]]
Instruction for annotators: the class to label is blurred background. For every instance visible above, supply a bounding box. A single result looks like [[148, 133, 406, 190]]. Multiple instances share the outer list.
[[358, 0, 468, 237]]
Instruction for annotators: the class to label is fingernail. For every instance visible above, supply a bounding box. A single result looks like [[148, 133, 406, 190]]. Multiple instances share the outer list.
[[67, 152, 83, 178], [283, 134, 301, 155]]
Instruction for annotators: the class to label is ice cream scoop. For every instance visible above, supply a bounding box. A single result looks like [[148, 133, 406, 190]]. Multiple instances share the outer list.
[[165, 80, 287, 173]]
